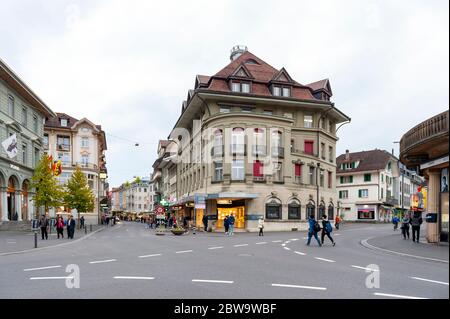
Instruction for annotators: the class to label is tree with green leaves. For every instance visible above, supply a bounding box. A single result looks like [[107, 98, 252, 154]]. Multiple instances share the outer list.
[[64, 166, 95, 227], [30, 154, 64, 218], [133, 176, 141, 184]]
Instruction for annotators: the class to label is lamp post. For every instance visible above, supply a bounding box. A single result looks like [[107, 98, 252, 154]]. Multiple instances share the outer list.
[[394, 141, 403, 217], [164, 138, 181, 225], [317, 162, 321, 220]]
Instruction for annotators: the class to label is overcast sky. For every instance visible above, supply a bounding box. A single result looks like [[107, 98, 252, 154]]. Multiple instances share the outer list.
[[1, 0, 448, 187]]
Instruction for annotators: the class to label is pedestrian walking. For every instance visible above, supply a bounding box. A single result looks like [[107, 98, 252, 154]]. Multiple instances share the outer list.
[[306, 214, 322, 246], [202, 215, 208, 232], [80, 215, 85, 229], [224, 215, 230, 235], [401, 213, 411, 240], [410, 211, 423, 243], [258, 217, 264, 236], [56, 215, 64, 239], [66, 215, 76, 239], [392, 215, 399, 231], [321, 215, 335, 246], [39, 214, 49, 240], [334, 215, 341, 230], [228, 213, 235, 236]]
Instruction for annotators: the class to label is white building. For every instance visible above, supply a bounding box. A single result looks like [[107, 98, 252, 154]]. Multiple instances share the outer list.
[[336, 149, 399, 221]]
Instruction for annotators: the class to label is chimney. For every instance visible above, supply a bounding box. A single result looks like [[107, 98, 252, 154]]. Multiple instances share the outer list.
[[230, 45, 248, 61], [392, 148, 394, 156], [345, 150, 350, 160]]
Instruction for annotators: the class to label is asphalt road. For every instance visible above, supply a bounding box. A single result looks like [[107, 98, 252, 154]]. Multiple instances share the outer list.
[[0, 222, 448, 299]]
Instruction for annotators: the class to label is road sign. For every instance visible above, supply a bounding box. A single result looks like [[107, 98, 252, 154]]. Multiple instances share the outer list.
[[155, 206, 164, 214], [31, 219, 39, 230], [195, 194, 206, 209]]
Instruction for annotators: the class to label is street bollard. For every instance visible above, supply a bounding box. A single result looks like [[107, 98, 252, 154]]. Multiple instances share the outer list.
[[34, 231, 37, 248], [90, 224, 92, 232]]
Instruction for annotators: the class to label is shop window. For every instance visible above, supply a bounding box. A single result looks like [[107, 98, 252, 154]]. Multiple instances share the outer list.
[[288, 199, 301, 219], [266, 198, 281, 219]]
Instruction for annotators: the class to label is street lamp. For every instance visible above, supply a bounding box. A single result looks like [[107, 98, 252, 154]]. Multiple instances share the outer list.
[[317, 162, 321, 220], [393, 141, 404, 216]]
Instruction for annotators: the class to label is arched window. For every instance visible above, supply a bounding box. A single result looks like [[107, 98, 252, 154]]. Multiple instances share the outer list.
[[213, 129, 223, 156], [253, 128, 265, 156], [288, 199, 301, 220], [328, 203, 335, 220], [306, 201, 315, 218], [265, 198, 281, 220], [231, 127, 245, 154], [319, 202, 326, 218], [271, 130, 283, 157]]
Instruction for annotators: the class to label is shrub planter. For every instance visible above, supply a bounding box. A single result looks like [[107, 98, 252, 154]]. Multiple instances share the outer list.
[[171, 229, 186, 236]]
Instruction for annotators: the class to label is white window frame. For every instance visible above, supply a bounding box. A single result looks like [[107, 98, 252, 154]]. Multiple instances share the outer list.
[[214, 161, 223, 181], [60, 118, 68, 127], [241, 82, 250, 93], [273, 86, 281, 96], [282, 87, 291, 97], [304, 115, 313, 128], [81, 137, 89, 148], [232, 159, 245, 181], [21, 106, 27, 126]]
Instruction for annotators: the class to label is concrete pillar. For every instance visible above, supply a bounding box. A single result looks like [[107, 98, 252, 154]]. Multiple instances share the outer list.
[[15, 190, 22, 221], [1, 187, 8, 221], [28, 193, 35, 221], [427, 171, 440, 243]]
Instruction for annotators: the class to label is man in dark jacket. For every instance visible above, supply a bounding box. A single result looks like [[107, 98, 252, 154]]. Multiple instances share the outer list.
[[39, 215, 49, 240], [410, 211, 423, 243], [66, 215, 76, 239], [306, 214, 322, 246], [202, 215, 208, 231], [321, 215, 335, 246]]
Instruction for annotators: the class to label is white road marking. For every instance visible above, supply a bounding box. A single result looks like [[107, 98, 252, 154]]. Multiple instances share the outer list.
[[233, 244, 249, 247], [290, 239, 299, 241], [285, 241, 291, 244], [351, 265, 380, 272], [255, 242, 267, 245], [335, 233, 341, 236], [176, 250, 193, 254], [283, 247, 291, 251], [314, 257, 336, 263], [272, 240, 282, 243], [24, 265, 62, 272], [281, 244, 286, 247], [89, 259, 117, 264], [410, 277, 449, 285], [374, 292, 428, 299], [114, 276, 154, 280], [30, 276, 73, 280], [192, 279, 234, 284], [208, 246, 224, 250], [271, 283, 326, 291], [138, 254, 162, 258], [294, 251, 306, 255], [302, 237, 307, 240]]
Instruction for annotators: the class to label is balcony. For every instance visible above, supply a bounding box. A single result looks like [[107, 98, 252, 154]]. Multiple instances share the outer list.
[[400, 110, 449, 167], [291, 148, 318, 157], [252, 145, 267, 156], [253, 176, 266, 182], [271, 146, 284, 158], [211, 145, 224, 157], [57, 144, 70, 151], [294, 176, 303, 184], [230, 144, 246, 155], [386, 196, 399, 206], [74, 162, 98, 169]]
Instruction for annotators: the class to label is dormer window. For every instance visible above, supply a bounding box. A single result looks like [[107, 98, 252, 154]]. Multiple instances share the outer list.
[[60, 118, 68, 127], [272, 85, 291, 97], [231, 81, 251, 93]]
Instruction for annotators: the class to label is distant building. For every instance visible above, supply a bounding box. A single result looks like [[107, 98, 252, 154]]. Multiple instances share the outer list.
[[111, 178, 151, 219]]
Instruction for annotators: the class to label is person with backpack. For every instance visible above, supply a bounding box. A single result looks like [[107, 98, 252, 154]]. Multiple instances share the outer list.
[[401, 213, 411, 240], [392, 215, 399, 231], [39, 214, 49, 240], [410, 211, 423, 243], [321, 215, 335, 246], [306, 214, 322, 246]]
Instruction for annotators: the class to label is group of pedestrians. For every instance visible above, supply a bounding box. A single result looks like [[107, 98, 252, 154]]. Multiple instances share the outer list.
[[306, 214, 336, 247], [39, 214, 77, 240], [393, 211, 423, 243], [223, 214, 235, 236]]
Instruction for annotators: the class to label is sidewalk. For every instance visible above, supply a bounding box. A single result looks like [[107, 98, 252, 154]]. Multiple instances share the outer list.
[[364, 230, 449, 263], [0, 225, 104, 255]]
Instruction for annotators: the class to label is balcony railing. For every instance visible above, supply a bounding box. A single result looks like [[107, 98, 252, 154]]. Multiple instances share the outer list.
[[294, 176, 303, 184], [271, 146, 284, 158], [57, 144, 70, 151], [211, 145, 224, 157], [253, 176, 266, 182], [291, 148, 318, 157], [400, 110, 449, 154], [74, 162, 98, 169], [252, 145, 267, 156], [230, 144, 246, 155]]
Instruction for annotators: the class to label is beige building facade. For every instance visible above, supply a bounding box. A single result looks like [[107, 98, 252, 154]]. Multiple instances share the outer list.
[[154, 47, 350, 231]]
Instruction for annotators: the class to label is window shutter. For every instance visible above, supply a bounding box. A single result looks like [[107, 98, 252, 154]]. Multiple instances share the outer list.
[[295, 164, 301, 176], [253, 161, 263, 177], [340, 176, 344, 184], [358, 190, 361, 198], [350, 176, 353, 183], [339, 191, 342, 199]]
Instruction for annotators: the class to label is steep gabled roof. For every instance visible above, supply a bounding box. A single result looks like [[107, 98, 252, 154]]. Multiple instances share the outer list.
[[307, 79, 332, 95], [229, 63, 254, 79], [270, 67, 295, 83], [44, 112, 79, 129], [336, 149, 397, 174]]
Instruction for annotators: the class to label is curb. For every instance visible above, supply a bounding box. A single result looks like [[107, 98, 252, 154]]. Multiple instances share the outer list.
[[361, 237, 449, 264], [0, 227, 106, 257]]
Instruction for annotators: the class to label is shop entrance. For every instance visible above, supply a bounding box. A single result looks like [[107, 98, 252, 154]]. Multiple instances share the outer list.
[[216, 199, 245, 229]]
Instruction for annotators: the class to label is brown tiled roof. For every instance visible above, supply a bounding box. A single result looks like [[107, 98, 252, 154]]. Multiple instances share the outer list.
[[307, 79, 329, 91], [45, 112, 79, 129], [336, 149, 396, 174], [204, 51, 316, 100], [197, 75, 210, 85]]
